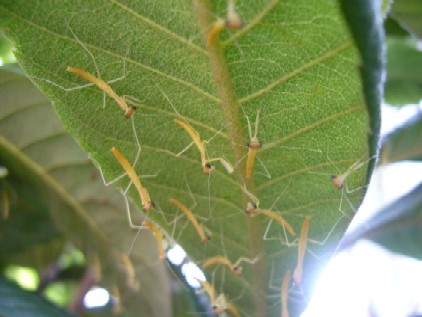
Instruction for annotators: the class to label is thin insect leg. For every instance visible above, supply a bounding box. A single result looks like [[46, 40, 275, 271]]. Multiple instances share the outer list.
[[255, 156, 272, 179], [67, 23, 100, 76], [185, 175, 198, 211], [220, 272, 228, 300], [127, 226, 142, 256], [96, 117, 142, 187], [344, 180, 370, 195], [176, 141, 195, 157], [240, 182, 260, 206], [156, 85, 181, 117], [228, 285, 247, 304], [151, 201, 176, 226], [29, 76, 95, 92], [337, 188, 359, 218], [306, 215, 345, 258], [97, 162, 130, 187], [69, 24, 130, 109], [231, 152, 249, 170], [232, 253, 263, 268], [279, 219, 295, 245], [337, 188, 347, 217], [67, 23, 109, 106], [107, 47, 128, 84], [207, 173, 213, 224], [256, 186, 295, 238], [253, 110, 260, 139], [246, 113, 253, 140], [170, 208, 180, 241], [124, 189, 168, 259], [182, 172, 212, 223], [263, 219, 278, 242], [130, 117, 142, 168], [120, 187, 148, 256], [102, 54, 127, 109], [263, 219, 297, 247], [203, 127, 224, 145], [122, 184, 147, 230], [342, 190, 359, 212], [269, 190, 285, 210], [170, 198, 210, 243], [267, 258, 281, 292], [175, 217, 191, 242]]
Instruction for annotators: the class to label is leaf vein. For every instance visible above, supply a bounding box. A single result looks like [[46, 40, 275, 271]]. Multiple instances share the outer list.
[[239, 40, 353, 103], [109, 0, 207, 55], [263, 105, 363, 151]]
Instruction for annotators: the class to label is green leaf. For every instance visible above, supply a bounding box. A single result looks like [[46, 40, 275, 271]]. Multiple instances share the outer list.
[[0, 67, 171, 317], [0, 1, 382, 316], [385, 38, 422, 105], [380, 111, 422, 164], [0, 276, 78, 317], [391, 0, 422, 39], [0, 33, 15, 64], [339, 0, 383, 167], [0, 67, 64, 262], [384, 16, 411, 37], [340, 182, 422, 259]]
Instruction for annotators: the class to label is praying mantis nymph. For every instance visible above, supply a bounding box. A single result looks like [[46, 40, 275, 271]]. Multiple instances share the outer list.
[[246, 202, 296, 236], [331, 162, 365, 189], [330, 156, 371, 190], [67, 66, 136, 118], [207, 0, 243, 46], [245, 110, 262, 179], [202, 254, 261, 276], [143, 221, 166, 260], [174, 119, 233, 175], [170, 198, 211, 243], [241, 184, 295, 236], [118, 253, 138, 290], [196, 279, 241, 317], [111, 147, 154, 211]]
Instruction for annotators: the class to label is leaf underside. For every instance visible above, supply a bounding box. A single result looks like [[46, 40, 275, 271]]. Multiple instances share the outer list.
[[0, 1, 379, 316]]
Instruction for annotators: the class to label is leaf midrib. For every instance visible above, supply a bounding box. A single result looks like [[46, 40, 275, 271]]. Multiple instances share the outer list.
[[193, 1, 267, 315]]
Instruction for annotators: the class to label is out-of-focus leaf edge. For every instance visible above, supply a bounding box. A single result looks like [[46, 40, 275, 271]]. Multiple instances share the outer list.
[[0, 126, 154, 315], [339, 181, 422, 258], [0, 276, 79, 317], [339, 0, 384, 187], [380, 111, 422, 164]]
